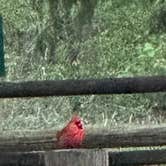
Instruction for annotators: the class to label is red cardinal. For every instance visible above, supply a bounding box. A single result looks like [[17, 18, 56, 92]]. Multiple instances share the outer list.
[[56, 115, 85, 148]]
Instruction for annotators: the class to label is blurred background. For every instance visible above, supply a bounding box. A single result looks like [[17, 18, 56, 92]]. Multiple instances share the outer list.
[[0, 0, 166, 131]]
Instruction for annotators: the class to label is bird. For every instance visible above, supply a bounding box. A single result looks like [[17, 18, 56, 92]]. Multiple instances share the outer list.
[[56, 115, 85, 148]]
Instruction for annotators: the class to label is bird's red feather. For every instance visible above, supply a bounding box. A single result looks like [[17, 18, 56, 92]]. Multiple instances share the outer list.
[[56, 115, 85, 148]]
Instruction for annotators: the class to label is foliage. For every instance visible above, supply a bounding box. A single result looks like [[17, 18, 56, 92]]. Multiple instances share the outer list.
[[149, 2, 166, 33]]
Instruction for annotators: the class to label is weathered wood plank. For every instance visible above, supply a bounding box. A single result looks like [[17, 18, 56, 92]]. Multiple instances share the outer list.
[[109, 149, 166, 165], [0, 151, 45, 166], [0, 76, 165, 98], [83, 125, 166, 148], [0, 150, 108, 166], [45, 149, 109, 166], [0, 149, 166, 166], [0, 125, 166, 151]]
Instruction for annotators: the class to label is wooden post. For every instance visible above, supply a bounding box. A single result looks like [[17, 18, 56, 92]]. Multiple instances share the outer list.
[[44, 149, 109, 166]]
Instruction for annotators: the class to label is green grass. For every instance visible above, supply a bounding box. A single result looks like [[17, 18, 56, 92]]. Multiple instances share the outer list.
[[0, 0, 165, 131]]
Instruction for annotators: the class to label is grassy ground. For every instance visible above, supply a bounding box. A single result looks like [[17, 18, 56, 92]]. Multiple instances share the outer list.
[[0, 0, 165, 132]]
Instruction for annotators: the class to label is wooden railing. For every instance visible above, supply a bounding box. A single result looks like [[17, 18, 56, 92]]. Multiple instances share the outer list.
[[0, 76, 166, 165], [0, 76, 165, 98], [0, 125, 166, 165]]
